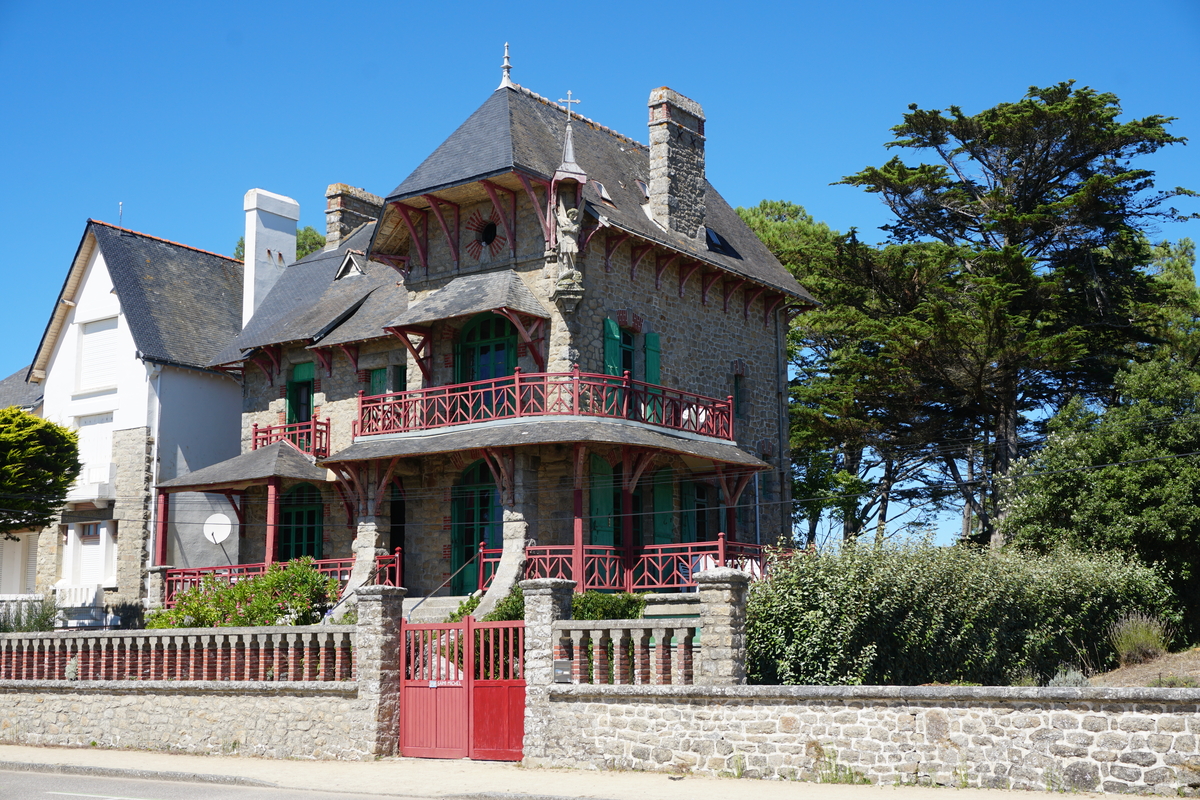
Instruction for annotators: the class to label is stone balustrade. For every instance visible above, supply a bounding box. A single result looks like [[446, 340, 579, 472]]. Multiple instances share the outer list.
[[554, 618, 701, 685], [0, 625, 356, 682]]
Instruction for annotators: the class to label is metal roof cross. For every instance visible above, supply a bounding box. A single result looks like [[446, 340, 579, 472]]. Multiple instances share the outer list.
[[558, 90, 580, 121]]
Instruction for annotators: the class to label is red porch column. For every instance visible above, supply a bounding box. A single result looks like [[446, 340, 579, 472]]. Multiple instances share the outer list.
[[621, 485, 634, 593], [265, 477, 281, 565], [572, 444, 585, 593], [154, 490, 170, 566]]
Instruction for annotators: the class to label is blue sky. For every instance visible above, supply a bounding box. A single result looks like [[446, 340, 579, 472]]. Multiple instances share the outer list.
[[1, 0, 1197, 387]]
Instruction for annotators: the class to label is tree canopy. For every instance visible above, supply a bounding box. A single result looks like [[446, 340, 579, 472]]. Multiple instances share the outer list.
[[233, 225, 325, 262], [0, 407, 79, 537]]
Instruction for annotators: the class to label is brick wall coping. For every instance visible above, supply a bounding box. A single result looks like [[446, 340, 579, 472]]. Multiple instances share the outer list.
[[0, 679, 359, 695], [0, 625, 356, 641], [553, 617, 700, 631], [548, 683, 1200, 704]]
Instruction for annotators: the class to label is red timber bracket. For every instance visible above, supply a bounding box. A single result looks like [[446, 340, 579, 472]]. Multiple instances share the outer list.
[[371, 456, 401, 517], [480, 179, 518, 258], [336, 344, 360, 373], [762, 293, 786, 326], [481, 447, 516, 507], [212, 364, 244, 380], [247, 354, 275, 386], [387, 326, 433, 382], [603, 233, 630, 274], [723, 278, 748, 314], [655, 253, 680, 291], [622, 446, 657, 493], [515, 172, 553, 248], [743, 285, 766, 321], [422, 194, 460, 271], [715, 464, 756, 540], [373, 253, 411, 279], [700, 271, 722, 305], [330, 461, 366, 524], [312, 347, 334, 377], [492, 308, 546, 371], [678, 261, 702, 297], [579, 221, 602, 254], [391, 202, 429, 275], [629, 243, 654, 282]]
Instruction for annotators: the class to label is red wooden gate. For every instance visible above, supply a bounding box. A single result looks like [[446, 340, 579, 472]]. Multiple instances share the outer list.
[[399, 616, 525, 761]]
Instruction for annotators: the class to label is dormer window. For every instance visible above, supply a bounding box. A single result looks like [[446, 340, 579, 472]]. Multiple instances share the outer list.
[[594, 182, 617, 208], [705, 227, 739, 258], [635, 180, 649, 202]]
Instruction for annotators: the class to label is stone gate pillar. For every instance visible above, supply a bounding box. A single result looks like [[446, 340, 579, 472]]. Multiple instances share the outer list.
[[695, 567, 750, 686], [354, 584, 405, 756], [520, 577, 574, 765]]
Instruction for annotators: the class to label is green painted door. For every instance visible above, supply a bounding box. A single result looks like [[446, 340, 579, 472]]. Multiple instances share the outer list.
[[279, 484, 323, 560], [287, 363, 315, 424], [589, 455, 615, 546], [451, 461, 502, 595]]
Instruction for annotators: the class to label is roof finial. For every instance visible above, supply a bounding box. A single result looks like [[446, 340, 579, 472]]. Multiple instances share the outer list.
[[498, 42, 513, 89], [556, 90, 584, 176]]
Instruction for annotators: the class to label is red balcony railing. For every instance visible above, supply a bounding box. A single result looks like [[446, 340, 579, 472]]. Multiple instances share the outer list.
[[480, 533, 763, 593], [356, 368, 734, 440], [164, 550, 402, 608], [252, 415, 331, 458]]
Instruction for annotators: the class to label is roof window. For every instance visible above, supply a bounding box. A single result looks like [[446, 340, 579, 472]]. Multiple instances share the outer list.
[[593, 181, 617, 208], [635, 180, 649, 201], [705, 227, 741, 259]]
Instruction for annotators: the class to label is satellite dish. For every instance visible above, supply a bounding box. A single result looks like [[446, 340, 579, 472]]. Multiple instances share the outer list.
[[203, 513, 233, 544]]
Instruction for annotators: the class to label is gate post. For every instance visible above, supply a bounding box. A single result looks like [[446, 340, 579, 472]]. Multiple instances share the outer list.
[[520, 578, 574, 765], [694, 567, 750, 686], [355, 584, 406, 757]]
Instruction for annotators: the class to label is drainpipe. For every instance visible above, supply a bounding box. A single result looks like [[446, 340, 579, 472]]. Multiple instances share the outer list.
[[145, 359, 164, 599], [754, 472, 761, 546]]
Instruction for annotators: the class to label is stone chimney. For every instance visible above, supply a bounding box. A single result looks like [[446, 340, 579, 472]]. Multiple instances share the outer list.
[[647, 87, 706, 239], [325, 184, 384, 246], [243, 188, 299, 328]]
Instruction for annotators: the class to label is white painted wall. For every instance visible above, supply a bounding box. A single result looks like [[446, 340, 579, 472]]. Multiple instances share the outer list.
[[243, 189, 299, 327], [0, 533, 39, 595]]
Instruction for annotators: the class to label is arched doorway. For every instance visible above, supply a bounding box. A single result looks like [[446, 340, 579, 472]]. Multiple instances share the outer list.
[[280, 483, 323, 561], [451, 460, 502, 595]]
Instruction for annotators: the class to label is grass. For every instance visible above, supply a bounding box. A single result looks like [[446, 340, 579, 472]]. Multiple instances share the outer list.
[[1109, 611, 1173, 666]]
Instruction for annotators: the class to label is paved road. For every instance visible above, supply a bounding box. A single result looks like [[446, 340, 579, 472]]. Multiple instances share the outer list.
[[2, 769, 413, 800]]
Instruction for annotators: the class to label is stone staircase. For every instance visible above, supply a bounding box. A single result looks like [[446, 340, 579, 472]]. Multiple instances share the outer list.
[[402, 594, 473, 623]]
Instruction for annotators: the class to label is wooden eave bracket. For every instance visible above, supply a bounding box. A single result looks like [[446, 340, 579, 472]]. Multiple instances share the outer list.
[[715, 465, 755, 507], [700, 271, 722, 305], [336, 343, 360, 373], [371, 456, 401, 517], [373, 252, 411, 279], [723, 278, 748, 314], [678, 261, 702, 297], [516, 172, 552, 248], [391, 202, 429, 274], [248, 354, 275, 387], [604, 233, 630, 274], [622, 447, 657, 493], [330, 479, 357, 528], [493, 308, 546, 371], [481, 447, 516, 507], [655, 253, 680, 291], [763, 293, 786, 326], [216, 490, 246, 528], [422, 194, 460, 271], [331, 462, 365, 521], [629, 244, 654, 282], [313, 347, 334, 377], [480, 179, 518, 257], [387, 325, 432, 382], [743, 286, 766, 321]]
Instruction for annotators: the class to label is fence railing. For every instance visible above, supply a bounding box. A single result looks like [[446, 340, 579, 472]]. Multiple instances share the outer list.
[[482, 533, 763, 593], [164, 550, 403, 608], [251, 416, 331, 458], [356, 368, 734, 440], [554, 618, 700, 685], [0, 625, 356, 682]]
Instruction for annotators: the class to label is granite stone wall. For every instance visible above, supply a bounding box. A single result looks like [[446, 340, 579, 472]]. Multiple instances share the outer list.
[[528, 685, 1200, 794]]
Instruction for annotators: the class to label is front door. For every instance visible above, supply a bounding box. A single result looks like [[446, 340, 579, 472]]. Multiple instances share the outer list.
[[451, 461, 502, 595]]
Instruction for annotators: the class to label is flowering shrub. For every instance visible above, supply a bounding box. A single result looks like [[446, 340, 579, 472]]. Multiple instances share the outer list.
[[146, 558, 340, 628]]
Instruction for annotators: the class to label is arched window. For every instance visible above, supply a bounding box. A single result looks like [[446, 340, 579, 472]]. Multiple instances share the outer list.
[[280, 483, 323, 561], [450, 460, 502, 594], [457, 314, 517, 384]]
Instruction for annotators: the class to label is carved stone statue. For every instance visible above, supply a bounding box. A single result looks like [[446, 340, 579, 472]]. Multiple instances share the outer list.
[[555, 205, 582, 283]]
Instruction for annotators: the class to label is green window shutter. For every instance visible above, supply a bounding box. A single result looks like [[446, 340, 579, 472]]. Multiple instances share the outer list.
[[644, 331, 661, 386], [369, 368, 388, 396], [603, 318, 622, 377], [291, 362, 315, 382], [453, 340, 463, 383], [286, 363, 315, 424], [589, 455, 615, 546], [652, 468, 673, 544], [681, 481, 697, 543], [393, 363, 407, 393]]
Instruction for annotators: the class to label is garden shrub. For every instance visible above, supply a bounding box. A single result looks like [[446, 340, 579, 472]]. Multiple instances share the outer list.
[[1108, 610, 1173, 665], [746, 541, 1178, 686], [0, 596, 56, 632], [457, 586, 648, 623], [146, 558, 339, 628]]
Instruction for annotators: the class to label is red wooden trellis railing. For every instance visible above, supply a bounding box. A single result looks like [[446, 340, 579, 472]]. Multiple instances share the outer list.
[[252, 416, 331, 457], [479, 533, 763, 593], [355, 368, 733, 440]]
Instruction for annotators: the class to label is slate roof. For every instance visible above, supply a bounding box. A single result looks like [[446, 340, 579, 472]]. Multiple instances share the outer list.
[[384, 85, 816, 304], [385, 270, 549, 329], [0, 366, 42, 411], [157, 441, 329, 490], [322, 417, 767, 469], [211, 222, 409, 364], [91, 222, 242, 369]]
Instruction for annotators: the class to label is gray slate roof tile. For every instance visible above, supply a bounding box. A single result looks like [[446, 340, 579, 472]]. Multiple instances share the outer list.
[[385, 270, 550, 329], [0, 366, 42, 410], [157, 441, 328, 489]]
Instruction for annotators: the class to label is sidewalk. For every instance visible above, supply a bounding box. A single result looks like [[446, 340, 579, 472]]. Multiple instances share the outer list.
[[0, 744, 1082, 800]]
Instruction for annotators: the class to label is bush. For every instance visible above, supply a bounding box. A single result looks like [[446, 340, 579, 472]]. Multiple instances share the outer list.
[[746, 541, 1178, 686], [452, 586, 648, 623], [146, 558, 339, 628], [446, 595, 481, 622], [0, 596, 56, 632], [1109, 611, 1173, 666], [1047, 666, 1090, 687]]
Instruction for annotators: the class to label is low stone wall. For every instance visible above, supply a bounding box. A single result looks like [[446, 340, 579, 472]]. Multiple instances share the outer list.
[[527, 685, 1200, 794], [0, 680, 364, 759]]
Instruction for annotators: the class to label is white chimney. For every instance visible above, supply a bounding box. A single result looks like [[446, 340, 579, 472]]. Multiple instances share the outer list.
[[243, 188, 300, 327]]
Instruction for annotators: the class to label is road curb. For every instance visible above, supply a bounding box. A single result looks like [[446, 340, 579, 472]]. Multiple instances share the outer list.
[[0, 759, 278, 788]]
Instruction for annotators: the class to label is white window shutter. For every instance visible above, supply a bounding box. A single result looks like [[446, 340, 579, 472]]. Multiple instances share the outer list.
[[78, 317, 119, 390], [24, 534, 38, 593]]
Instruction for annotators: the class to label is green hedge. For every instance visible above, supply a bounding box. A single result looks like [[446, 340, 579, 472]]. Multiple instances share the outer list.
[[447, 586, 647, 623], [747, 542, 1178, 686], [147, 558, 339, 628]]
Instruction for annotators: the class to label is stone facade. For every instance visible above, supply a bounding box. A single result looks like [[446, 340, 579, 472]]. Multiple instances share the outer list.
[[110, 426, 153, 608], [528, 684, 1200, 794], [648, 88, 706, 239]]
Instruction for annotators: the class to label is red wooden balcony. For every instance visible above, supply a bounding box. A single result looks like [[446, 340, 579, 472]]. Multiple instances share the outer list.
[[163, 550, 402, 608], [355, 369, 734, 440], [252, 415, 331, 458], [479, 533, 763, 593]]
